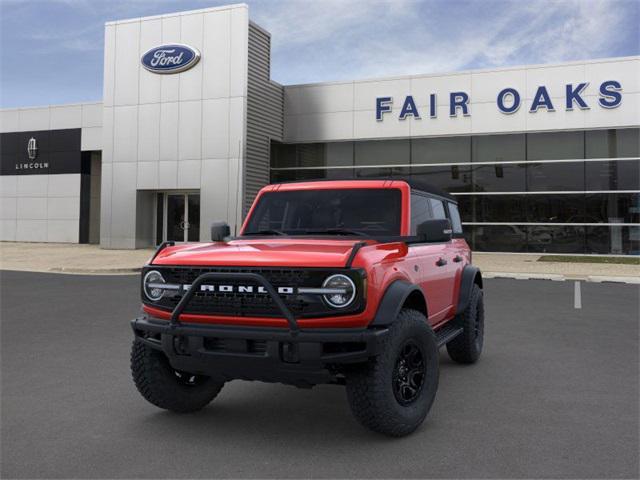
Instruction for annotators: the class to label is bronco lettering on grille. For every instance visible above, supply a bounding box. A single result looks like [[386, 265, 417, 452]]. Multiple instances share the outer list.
[[186, 284, 295, 295]]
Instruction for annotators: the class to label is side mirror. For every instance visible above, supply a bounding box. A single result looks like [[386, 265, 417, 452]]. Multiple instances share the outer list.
[[416, 219, 452, 243], [210, 222, 230, 242]]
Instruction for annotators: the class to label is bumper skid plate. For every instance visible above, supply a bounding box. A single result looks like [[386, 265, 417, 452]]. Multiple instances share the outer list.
[[132, 315, 387, 387]]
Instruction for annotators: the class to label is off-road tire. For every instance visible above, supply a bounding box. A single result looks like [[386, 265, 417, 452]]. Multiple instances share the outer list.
[[446, 283, 484, 364], [345, 309, 439, 437], [131, 340, 224, 413]]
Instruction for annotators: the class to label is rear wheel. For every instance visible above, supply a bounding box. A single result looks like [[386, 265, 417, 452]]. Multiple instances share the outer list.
[[131, 341, 224, 413], [447, 283, 484, 364], [345, 309, 439, 437]]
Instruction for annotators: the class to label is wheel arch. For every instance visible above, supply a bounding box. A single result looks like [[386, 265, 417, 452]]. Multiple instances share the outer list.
[[456, 265, 483, 315], [371, 280, 428, 327]]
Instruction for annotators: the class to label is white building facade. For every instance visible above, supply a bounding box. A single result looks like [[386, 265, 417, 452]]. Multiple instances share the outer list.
[[1, 3, 638, 254]]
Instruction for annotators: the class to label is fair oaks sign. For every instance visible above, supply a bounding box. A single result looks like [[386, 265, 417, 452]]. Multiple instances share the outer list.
[[376, 80, 623, 121]]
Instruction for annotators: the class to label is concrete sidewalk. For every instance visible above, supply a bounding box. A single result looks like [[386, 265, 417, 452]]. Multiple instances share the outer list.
[[0, 242, 153, 274], [1, 242, 638, 283]]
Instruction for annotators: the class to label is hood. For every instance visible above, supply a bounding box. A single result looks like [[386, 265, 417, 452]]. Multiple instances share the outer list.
[[151, 238, 371, 268]]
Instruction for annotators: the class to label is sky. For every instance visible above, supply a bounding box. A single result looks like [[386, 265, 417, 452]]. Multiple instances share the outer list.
[[0, 0, 638, 108]]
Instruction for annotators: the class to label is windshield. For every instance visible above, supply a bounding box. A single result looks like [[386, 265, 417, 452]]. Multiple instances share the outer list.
[[243, 188, 402, 236]]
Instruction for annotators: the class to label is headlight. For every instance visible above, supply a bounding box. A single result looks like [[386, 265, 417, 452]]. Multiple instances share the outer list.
[[322, 274, 356, 308], [143, 270, 166, 301]]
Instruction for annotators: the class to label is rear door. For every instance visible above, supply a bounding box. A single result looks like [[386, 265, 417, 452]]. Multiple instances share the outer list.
[[409, 194, 457, 325], [446, 201, 468, 312]]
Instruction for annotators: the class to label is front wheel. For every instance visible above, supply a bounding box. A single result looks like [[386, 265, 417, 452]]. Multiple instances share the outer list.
[[131, 341, 224, 413], [345, 309, 439, 437]]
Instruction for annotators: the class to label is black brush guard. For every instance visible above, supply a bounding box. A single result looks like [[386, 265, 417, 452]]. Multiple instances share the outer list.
[[132, 270, 387, 386], [169, 271, 300, 335]]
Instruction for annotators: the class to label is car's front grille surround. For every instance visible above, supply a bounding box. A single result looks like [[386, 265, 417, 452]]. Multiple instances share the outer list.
[[142, 266, 365, 318]]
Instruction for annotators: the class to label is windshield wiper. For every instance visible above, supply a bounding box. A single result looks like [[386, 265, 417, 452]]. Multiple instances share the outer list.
[[244, 229, 287, 236], [301, 228, 367, 236]]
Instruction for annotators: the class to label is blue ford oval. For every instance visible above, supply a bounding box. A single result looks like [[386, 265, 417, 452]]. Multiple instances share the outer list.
[[141, 44, 201, 74]]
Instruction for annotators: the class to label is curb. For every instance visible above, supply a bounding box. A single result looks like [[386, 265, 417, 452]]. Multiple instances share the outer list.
[[48, 267, 142, 274], [483, 271, 640, 284]]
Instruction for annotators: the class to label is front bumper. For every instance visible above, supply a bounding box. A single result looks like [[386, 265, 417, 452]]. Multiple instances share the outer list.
[[131, 315, 388, 387]]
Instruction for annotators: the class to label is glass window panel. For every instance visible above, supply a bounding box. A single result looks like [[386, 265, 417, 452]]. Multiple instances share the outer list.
[[472, 134, 525, 162], [166, 194, 186, 242], [410, 165, 472, 193], [585, 159, 640, 190], [585, 192, 640, 224], [526, 194, 585, 222], [429, 198, 446, 219], [410, 194, 432, 234], [447, 203, 463, 234], [297, 144, 325, 167], [270, 142, 297, 168], [411, 136, 471, 164], [471, 163, 526, 192], [155, 193, 163, 244], [187, 194, 200, 242], [325, 142, 354, 166], [527, 162, 585, 191], [470, 225, 528, 252], [354, 139, 409, 166], [526, 226, 585, 254], [585, 128, 640, 159], [527, 131, 584, 160], [456, 196, 473, 222], [271, 142, 354, 169], [586, 226, 640, 255], [354, 166, 410, 179], [527, 194, 584, 223], [473, 195, 528, 222], [244, 189, 402, 235], [271, 168, 354, 183]]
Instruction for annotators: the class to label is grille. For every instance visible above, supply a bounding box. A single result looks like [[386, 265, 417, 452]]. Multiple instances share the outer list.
[[145, 267, 363, 319]]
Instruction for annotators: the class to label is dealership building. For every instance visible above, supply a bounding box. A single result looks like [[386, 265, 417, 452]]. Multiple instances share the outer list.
[[1, 3, 638, 254]]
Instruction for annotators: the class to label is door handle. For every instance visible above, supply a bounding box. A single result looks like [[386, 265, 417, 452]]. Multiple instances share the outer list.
[[436, 257, 447, 267], [453, 255, 463, 263]]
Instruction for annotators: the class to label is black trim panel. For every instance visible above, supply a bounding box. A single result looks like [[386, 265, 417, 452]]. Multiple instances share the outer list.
[[371, 280, 425, 326], [456, 265, 483, 314]]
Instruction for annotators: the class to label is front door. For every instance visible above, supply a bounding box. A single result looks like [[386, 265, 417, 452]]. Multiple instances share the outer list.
[[164, 193, 200, 242]]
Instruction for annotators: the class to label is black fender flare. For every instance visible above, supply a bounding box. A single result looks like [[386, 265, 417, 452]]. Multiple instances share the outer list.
[[371, 280, 426, 327], [456, 265, 483, 315]]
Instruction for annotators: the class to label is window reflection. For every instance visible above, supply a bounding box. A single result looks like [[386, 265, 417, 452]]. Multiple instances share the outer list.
[[527, 162, 585, 191], [471, 164, 526, 192], [585, 160, 640, 190]]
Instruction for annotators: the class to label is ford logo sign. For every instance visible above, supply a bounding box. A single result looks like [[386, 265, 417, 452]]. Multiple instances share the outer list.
[[141, 44, 201, 74]]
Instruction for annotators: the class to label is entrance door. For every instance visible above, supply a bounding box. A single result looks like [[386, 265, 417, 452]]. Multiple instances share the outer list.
[[163, 193, 200, 242]]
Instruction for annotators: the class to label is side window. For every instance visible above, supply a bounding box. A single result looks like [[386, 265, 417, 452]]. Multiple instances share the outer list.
[[448, 202, 463, 234], [410, 194, 432, 234], [428, 198, 447, 219]]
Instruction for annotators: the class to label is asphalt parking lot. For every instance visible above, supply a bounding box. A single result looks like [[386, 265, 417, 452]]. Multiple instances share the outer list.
[[1, 271, 638, 479]]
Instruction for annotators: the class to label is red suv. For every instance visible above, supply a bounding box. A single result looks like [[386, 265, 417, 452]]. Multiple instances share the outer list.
[[131, 179, 484, 436]]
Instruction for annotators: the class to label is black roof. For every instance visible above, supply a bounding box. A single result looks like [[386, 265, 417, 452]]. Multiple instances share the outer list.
[[401, 178, 456, 202]]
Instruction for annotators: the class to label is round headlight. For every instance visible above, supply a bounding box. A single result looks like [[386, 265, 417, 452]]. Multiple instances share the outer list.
[[322, 274, 356, 308], [143, 270, 165, 302]]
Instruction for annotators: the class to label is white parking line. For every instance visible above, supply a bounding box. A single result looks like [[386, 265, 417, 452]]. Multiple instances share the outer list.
[[574, 281, 582, 309]]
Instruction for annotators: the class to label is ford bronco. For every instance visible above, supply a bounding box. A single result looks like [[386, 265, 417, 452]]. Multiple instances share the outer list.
[[131, 179, 484, 436]]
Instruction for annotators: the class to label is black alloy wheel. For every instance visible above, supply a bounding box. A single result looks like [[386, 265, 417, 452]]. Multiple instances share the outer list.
[[392, 340, 425, 406]]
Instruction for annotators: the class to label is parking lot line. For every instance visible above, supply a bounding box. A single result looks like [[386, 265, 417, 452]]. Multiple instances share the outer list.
[[574, 281, 582, 309]]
